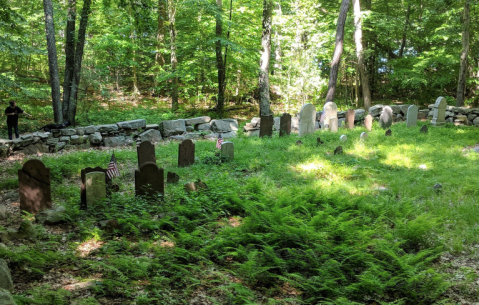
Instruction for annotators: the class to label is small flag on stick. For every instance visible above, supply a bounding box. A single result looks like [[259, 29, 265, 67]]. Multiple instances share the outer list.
[[106, 152, 120, 179], [216, 133, 223, 150]]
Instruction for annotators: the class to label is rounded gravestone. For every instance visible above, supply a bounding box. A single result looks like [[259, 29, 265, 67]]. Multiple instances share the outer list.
[[340, 135, 347, 142], [360, 132, 368, 140], [379, 106, 393, 129], [299, 104, 316, 137], [431, 96, 447, 126], [323, 101, 338, 127]]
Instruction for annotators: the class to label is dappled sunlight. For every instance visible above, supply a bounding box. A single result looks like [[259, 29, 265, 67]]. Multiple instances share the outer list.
[[76, 239, 104, 257]]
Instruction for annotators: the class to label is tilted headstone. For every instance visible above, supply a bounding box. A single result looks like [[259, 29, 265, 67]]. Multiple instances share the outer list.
[[137, 141, 156, 168], [178, 139, 195, 167], [85, 172, 106, 206], [279, 113, 291, 136], [340, 135, 347, 142], [345, 109, 355, 130], [379, 106, 393, 129], [221, 141, 234, 161], [420, 125, 428, 134], [259, 115, 274, 138], [364, 114, 373, 131], [385, 129, 392, 136], [167, 172, 179, 184], [330, 117, 338, 133], [81, 167, 111, 210], [135, 162, 164, 198], [360, 132, 368, 140], [431, 97, 447, 126], [323, 101, 338, 128], [18, 159, 52, 214], [299, 104, 316, 137], [406, 105, 419, 128]]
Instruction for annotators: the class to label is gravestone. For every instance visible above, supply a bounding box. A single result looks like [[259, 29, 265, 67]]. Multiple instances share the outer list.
[[85, 172, 106, 206], [137, 141, 156, 168], [167, 172, 179, 183], [345, 109, 355, 130], [330, 117, 338, 133], [340, 135, 347, 142], [316, 137, 324, 147], [406, 105, 419, 127], [379, 106, 393, 129], [259, 115, 274, 138], [295, 140, 303, 146], [279, 113, 291, 136], [323, 101, 338, 128], [431, 97, 447, 126], [420, 125, 428, 134], [178, 139, 195, 167], [81, 167, 111, 210], [221, 141, 234, 161], [135, 162, 164, 198], [385, 129, 392, 136], [334, 146, 343, 155], [360, 132, 368, 140], [364, 114, 373, 131], [299, 103, 316, 137], [18, 160, 52, 214]]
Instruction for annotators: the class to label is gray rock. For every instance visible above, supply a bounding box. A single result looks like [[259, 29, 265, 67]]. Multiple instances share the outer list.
[[196, 123, 211, 131], [445, 111, 454, 117], [53, 142, 67, 152], [0, 288, 15, 305], [474, 117, 479, 126], [59, 136, 70, 143], [20, 134, 33, 140], [82, 135, 89, 143], [23, 143, 49, 155], [418, 109, 429, 120], [61, 129, 76, 136], [89, 132, 102, 145], [32, 132, 50, 139], [428, 104, 434, 110], [472, 108, 479, 114], [454, 107, 471, 115], [427, 111, 434, 119], [12, 138, 32, 148], [84, 125, 95, 134], [445, 117, 453, 123], [433, 183, 442, 190], [368, 105, 383, 117], [354, 109, 366, 121], [0, 260, 13, 292], [221, 131, 237, 138], [103, 136, 126, 147], [139, 129, 162, 143], [96, 124, 119, 133], [184, 133, 201, 140], [160, 119, 186, 137], [46, 138, 59, 145], [210, 119, 239, 133], [185, 116, 211, 126], [51, 129, 61, 137], [116, 119, 146, 130], [70, 135, 82, 144], [35, 206, 67, 225], [389, 105, 401, 114], [76, 127, 85, 136], [186, 126, 195, 132], [467, 114, 477, 122], [251, 117, 261, 127], [337, 111, 346, 118], [145, 124, 159, 130], [245, 130, 260, 137], [169, 135, 186, 141], [398, 104, 411, 115]]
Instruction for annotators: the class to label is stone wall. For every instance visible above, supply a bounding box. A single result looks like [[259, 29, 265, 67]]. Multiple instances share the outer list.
[[0, 117, 239, 158]]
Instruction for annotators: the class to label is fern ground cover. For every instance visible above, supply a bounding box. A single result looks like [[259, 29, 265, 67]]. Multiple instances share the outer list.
[[0, 121, 478, 304]]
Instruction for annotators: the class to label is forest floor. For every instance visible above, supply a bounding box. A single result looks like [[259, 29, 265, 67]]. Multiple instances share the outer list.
[[1, 112, 479, 304]]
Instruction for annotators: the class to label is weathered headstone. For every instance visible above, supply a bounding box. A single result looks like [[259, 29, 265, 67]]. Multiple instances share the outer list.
[[406, 105, 419, 127], [259, 115, 274, 138], [323, 101, 338, 128], [334, 146, 343, 155], [431, 97, 447, 126], [385, 129, 392, 136], [420, 125, 428, 134], [178, 139, 195, 167], [137, 141, 156, 168], [379, 106, 393, 129], [345, 109, 355, 130], [167, 172, 179, 184], [221, 141, 234, 161], [364, 114, 373, 131], [360, 132, 368, 140], [135, 162, 164, 198], [330, 117, 338, 133], [340, 135, 347, 142], [299, 103, 316, 137], [18, 160, 52, 214], [81, 167, 111, 210], [279, 113, 291, 136], [85, 172, 106, 206]]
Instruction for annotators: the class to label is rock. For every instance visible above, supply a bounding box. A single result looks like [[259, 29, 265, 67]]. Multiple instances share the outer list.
[[51, 129, 61, 137], [167, 172, 179, 183], [61, 129, 76, 136], [53, 142, 67, 152], [399, 104, 411, 115], [0, 288, 15, 305], [59, 136, 71, 143], [368, 105, 383, 117], [184, 180, 208, 192], [89, 132, 102, 145], [220, 131, 237, 138], [185, 116, 211, 126], [427, 111, 434, 119], [0, 260, 13, 292], [473, 117, 479, 126], [445, 111, 454, 117], [186, 126, 195, 132], [337, 111, 346, 118], [70, 135, 82, 144], [20, 134, 33, 140], [185, 133, 201, 140], [354, 109, 366, 121], [145, 124, 159, 130], [116, 119, 146, 130], [210, 119, 238, 133], [32, 132, 50, 139], [251, 117, 261, 127], [169, 135, 186, 141], [389, 105, 401, 114], [195, 123, 211, 131], [160, 120, 186, 137], [420, 125, 428, 133], [385, 129, 392, 136], [245, 130, 260, 137], [35, 206, 67, 225], [433, 183, 442, 190], [139, 129, 163, 143], [103, 136, 127, 147], [84, 125, 96, 134], [0, 145, 11, 159], [418, 109, 429, 120], [295, 140, 303, 146], [467, 114, 477, 122], [46, 138, 59, 145], [76, 127, 85, 136], [96, 124, 119, 133], [13, 138, 32, 148], [3, 192, 18, 202], [23, 143, 49, 155]]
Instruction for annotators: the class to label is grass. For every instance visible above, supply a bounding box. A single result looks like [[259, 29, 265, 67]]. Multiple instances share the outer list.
[[1, 120, 479, 304]]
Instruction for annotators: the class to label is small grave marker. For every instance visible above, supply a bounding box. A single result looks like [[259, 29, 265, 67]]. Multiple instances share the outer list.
[[360, 132, 368, 140], [135, 162, 165, 198], [221, 141, 234, 160], [406, 105, 419, 127], [178, 139, 195, 167], [18, 160, 52, 214], [340, 135, 347, 142], [279, 113, 291, 136], [330, 117, 338, 132], [167, 172, 179, 184], [259, 115, 274, 137], [334, 146, 343, 155], [420, 125, 428, 133], [85, 172, 106, 206], [385, 129, 392, 136], [81, 167, 111, 210], [364, 114, 373, 131]]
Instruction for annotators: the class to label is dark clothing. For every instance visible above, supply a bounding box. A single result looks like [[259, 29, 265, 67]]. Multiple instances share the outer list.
[[5, 106, 24, 125], [7, 123, 19, 140]]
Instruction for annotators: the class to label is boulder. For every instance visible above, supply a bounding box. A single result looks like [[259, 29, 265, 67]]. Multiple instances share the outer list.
[[61, 129, 76, 136], [454, 107, 471, 115], [32, 132, 50, 139], [389, 105, 401, 114], [59, 136, 71, 143], [103, 136, 126, 147], [186, 126, 195, 132], [160, 120, 186, 137], [354, 109, 366, 121], [195, 123, 211, 131], [210, 119, 238, 133], [473, 116, 479, 126], [89, 132, 102, 145], [76, 127, 85, 136], [53, 142, 67, 152], [70, 135, 82, 144], [95, 124, 119, 133], [445, 111, 454, 118], [427, 111, 434, 119], [23, 143, 49, 155], [337, 111, 346, 118], [251, 117, 261, 127], [12, 138, 32, 148], [185, 116, 211, 126], [36, 206, 67, 225], [0, 288, 15, 305], [398, 104, 411, 115], [84, 125, 96, 134], [145, 124, 159, 130], [0, 259, 13, 292], [46, 138, 59, 145], [116, 119, 146, 130], [139, 129, 162, 143], [418, 109, 429, 120], [20, 134, 33, 141], [368, 105, 383, 117], [468, 114, 478, 122]]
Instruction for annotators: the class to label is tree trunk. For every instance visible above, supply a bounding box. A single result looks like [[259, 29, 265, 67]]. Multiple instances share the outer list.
[[259, 0, 273, 116], [398, 4, 410, 58], [43, 0, 63, 123], [325, 0, 351, 102], [62, 0, 76, 120], [168, 0, 178, 111], [273, 3, 282, 76], [353, 0, 371, 109], [67, 0, 91, 125], [156, 0, 166, 66], [456, 0, 470, 107], [215, 0, 225, 114]]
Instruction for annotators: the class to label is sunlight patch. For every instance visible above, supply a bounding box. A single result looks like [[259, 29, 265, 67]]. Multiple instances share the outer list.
[[76, 239, 104, 257]]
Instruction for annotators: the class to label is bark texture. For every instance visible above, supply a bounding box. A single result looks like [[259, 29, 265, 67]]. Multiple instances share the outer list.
[[62, 0, 76, 120], [156, 0, 167, 66], [215, 0, 225, 114], [168, 0, 178, 111], [456, 0, 470, 107], [353, 0, 371, 109], [259, 0, 273, 116]]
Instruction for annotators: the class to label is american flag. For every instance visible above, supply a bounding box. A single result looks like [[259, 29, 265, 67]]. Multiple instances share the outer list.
[[106, 152, 120, 179], [216, 133, 223, 150]]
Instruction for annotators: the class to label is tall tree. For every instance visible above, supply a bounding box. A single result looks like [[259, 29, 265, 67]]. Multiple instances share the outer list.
[[215, 0, 226, 114], [325, 0, 351, 102], [259, 0, 273, 116], [456, 0, 470, 107], [43, 0, 62, 123], [353, 0, 371, 109], [62, 0, 76, 120], [156, 0, 167, 66], [168, 0, 178, 111]]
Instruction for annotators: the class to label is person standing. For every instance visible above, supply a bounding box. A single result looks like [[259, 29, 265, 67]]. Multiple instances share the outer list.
[[4, 101, 31, 140]]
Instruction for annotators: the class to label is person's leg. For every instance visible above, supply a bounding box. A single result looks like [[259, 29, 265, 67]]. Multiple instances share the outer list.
[[7, 123, 13, 140], [14, 124, 19, 139]]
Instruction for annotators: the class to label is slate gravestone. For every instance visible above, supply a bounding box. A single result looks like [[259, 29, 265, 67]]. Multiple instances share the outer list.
[[135, 162, 164, 198], [81, 167, 111, 210], [137, 141, 156, 168], [364, 114, 373, 131], [221, 141, 234, 161], [178, 139, 195, 167], [330, 117, 338, 133], [420, 125, 428, 134], [345, 109, 355, 130], [323, 101, 338, 128], [259, 115, 274, 138], [406, 105, 419, 128], [385, 129, 392, 136], [334, 146, 343, 155], [340, 135, 347, 142], [167, 172, 179, 183], [360, 132, 368, 140], [379, 106, 393, 129], [18, 159, 52, 214], [299, 103, 316, 137], [279, 113, 291, 136], [85, 172, 106, 206], [431, 96, 447, 126]]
